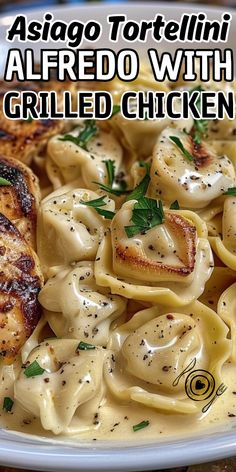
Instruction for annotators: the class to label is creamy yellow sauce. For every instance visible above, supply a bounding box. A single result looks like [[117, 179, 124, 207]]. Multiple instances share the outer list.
[[1, 363, 236, 441]]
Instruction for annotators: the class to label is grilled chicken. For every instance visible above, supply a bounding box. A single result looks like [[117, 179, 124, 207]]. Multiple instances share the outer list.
[[0, 155, 40, 248], [0, 79, 76, 164], [0, 212, 43, 363]]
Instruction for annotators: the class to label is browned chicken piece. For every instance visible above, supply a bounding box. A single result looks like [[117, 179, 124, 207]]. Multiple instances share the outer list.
[[0, 79, 76, 165], [0, 155, 40, 248], [0, 212, 43, 363]]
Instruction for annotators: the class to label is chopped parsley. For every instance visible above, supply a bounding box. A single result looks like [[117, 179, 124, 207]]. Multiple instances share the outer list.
[[26, 115, 33, 123], [169, 136, 194, 162], [3, 397, 14, 412], [0, 177, 11, 186], [104, 159, 115, 187], [190, 86, 208, 144], [59, 120, 97, 150], [125, 196, 164, 238], [80, 196, 107, 208], [24, 360, 45, 378], [223, 187, 236, 196], [94, 160, 129, 196], [80, 195, 115, 220], [133, 420, 149, 432], [125, 161, 151, 202], [111, 104, 121, 117], [77, 341, 95, 351], [95, 208, 115, 219], [170, 200, 180, 210]]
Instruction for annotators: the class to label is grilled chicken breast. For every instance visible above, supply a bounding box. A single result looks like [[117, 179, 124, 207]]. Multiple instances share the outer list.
[[0, 212, 43, 363], [0, 155, 40, 248], [0, 80, 75, 164]]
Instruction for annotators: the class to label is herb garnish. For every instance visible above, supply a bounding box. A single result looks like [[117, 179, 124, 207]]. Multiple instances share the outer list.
[[111, 104, 121, 117], [24, 360, 45, 378], [0, 177, 11, 186], [80, 196, 107, 208], [223, 187, 236, 196], [133, 420, 149, 432], [190, 85, 208, 144], [94, 160, 129, 196], [80, 195, 115, 220], [125, 162, 151, 202], [104, 160, 115, 187], [3, 397, 14, 412], [170, 200, 180, 210], [59, 120, 97, 150], [26, 115, 33, 123], [125, 196, 164, 238], [169, 136, 194, 162], [77, 341, 95, 351]]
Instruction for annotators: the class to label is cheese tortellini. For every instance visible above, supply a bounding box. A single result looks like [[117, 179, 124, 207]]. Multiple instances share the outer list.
[[14, 339, 107, 434], [210, 196, 236, 270], [37, 188, 115, 276], [95, 202, 213, 305], [105, 302, 230, 414], [38, 262, 126, 346], [46, 122, 123, 190], [150, 127, 235, 209]]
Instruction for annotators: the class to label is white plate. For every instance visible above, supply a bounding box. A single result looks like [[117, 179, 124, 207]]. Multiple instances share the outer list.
[[0, 3, 236, 471]]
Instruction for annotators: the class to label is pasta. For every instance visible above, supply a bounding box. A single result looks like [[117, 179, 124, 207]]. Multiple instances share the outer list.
[[95, 204, 213, 305], [105, 302, 230, 414], [39, 262, 126, 346], [1, 71, 236, 443]]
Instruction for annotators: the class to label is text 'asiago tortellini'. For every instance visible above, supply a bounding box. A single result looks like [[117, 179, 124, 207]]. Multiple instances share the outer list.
[[105, 302, 231, 414], [38, 262, 126, 346], [46, 121, 123, 190], [14, 339, 107, 434], [95, 201, 213, 305], [150, 128, 235, 209], [37, 188, 115, 276]]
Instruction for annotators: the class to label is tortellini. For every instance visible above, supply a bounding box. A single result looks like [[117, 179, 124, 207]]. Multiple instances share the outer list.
[[37, 188, 115, 276], [46, 122, 123, 190], [210, 197, 236, 270], [110, 100, 193, 161], [14, 339, 107, 434], [95, 202, 213, 305], [150, 127, 235, 209], [105, 301, 230, 414], [38, 262, 126, 346]]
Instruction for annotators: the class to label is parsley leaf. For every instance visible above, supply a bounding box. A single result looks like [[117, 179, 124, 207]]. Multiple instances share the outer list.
[[59, 120, 97, 150], [95, 208, 115, 219], [125, 162, 151, 202], [26, 114, 33, 123], [24, 360, 45, 378], [92, 182, 129, 196], [94, 160, 129, 196], [111, 104, 121, 117], [170, 200, 180, 210], [76, 341, 95, 351], [80, 196, 107, 208], [189, 86, 208, 144], [103, 160, 115, 187], [133, 420, 149, 432], [3, 397, 14, 412], [223, 187, 236, 196], [125, 197, 164, 238], [0, 177, 11, 186], [80, 195, 115, 220], [169, 136, 194, 162]]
